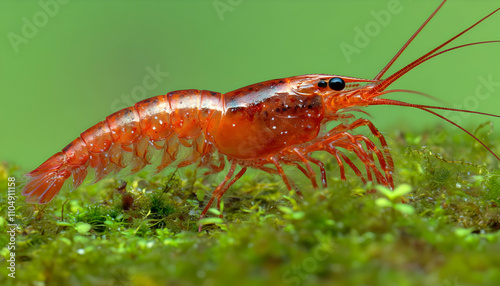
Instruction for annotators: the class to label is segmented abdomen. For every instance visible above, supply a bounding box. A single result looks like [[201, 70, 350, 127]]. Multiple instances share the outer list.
[[22, 90, 223, 204]]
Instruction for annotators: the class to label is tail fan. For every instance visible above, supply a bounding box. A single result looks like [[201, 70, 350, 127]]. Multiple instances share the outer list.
[[22, 153, 71, 204]]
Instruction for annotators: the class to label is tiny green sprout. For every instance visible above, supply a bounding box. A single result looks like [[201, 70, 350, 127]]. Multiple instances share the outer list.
[[376, 184, 412, 201], [198, 208, 225, 229], [69, 199, 85, 214], [58, 237, 72, 246], [208, 207, 222, 216], [103, 218, 125, 232], [280, 191, 305, 220], [352, 187, 367, 196], [283, 192, 299, 210], [454, 227, 474, 237], [278, 206, 305, 220], [405, 133, 422, 145], [197, 217, 224, 228], [155, 228, 174, 240], [196, 189, 205, 201], [56, 221, 73, 227], [454, 228, 481, 244], [375, 184, 415, 215], [57, 220, 95, 234], [75, 222, 92, 234], [0, 247, 9, 259], [473, 175, 484, 183]]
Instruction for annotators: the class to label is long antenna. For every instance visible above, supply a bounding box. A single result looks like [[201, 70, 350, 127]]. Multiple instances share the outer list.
[[373, 0, 447, 80], [371, 7, 500, 93], [371, 98, 500, 160]]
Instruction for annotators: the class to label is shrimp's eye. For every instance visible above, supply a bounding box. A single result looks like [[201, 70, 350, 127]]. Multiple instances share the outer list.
[[329, 77, 345, 91], [317, 80, 327, 88]]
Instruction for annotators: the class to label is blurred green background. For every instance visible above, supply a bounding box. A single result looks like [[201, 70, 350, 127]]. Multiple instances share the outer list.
[[1, 0, 499, 170]]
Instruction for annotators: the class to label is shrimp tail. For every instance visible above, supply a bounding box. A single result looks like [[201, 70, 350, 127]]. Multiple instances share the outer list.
[[22, 153, 72, 204], [22, 90, 223, 204]]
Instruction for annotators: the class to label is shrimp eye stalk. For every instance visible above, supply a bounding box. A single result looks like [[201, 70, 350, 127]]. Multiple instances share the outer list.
[[329, 77, 345, 91]]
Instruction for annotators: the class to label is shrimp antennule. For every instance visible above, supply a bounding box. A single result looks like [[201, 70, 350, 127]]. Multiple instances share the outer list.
[[370, 98, 500, 161]]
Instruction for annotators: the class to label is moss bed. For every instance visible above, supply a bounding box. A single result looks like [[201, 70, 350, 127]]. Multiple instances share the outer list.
[[1, 124, 500, 286]]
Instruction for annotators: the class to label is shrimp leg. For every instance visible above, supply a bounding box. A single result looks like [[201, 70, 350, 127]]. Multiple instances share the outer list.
[[199, 161, 247, 231]]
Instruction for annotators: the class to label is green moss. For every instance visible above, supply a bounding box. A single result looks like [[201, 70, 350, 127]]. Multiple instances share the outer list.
[[1, 124, 500, 285]]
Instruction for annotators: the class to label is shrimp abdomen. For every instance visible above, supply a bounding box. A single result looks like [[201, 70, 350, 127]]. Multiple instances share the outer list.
[[23, 90, 223, 204]]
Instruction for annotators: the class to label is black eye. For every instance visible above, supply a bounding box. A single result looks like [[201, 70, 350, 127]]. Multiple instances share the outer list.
[[328, 77, 345, 91], [317, 80, 327, 88]]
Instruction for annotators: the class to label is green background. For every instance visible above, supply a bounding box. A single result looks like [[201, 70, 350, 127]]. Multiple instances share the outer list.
[[1, 0, 499, 170]]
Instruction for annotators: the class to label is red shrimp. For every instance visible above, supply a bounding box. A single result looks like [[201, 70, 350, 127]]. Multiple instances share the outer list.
[[23, 0, 500, 226]]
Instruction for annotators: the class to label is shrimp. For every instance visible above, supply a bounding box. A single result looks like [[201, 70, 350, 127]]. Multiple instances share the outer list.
[[23, 0, 500, 226]]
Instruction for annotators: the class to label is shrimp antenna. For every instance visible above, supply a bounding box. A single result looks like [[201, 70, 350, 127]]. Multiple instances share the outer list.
[[374, 0, 446, 81], [371, 4, 500, 93], [371, 98, 500, 120], [371, 98, 500, 161], [363, 3, 500, 160]]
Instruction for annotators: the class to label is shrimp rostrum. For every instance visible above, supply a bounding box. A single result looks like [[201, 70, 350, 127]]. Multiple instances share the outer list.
[[23, 0, 500, 223]]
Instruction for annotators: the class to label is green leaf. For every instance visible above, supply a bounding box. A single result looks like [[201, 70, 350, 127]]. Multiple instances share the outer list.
[[455, 228, 474, 237], [278, 206, 305, 220], [283, 195, 298, 208], [73, 235, 90, 244], [56, 221, 73, 227], [75, 222, 91, 234], [325, 219, 335, 226], [0, 247, 10, 258], [376, 184, 412, 201], [392, 184, 412, 198], [278, 206, 293, 214], [0, 216, 6, 229], [393, 203, 415, 215], [196, 189, 205, 202], [219, 200, 224, 213], [208, 208, 221, 216], [375, 198, 393, 208], [59, 237, 72, 246], [291, 211, 305, 220], [353, 187, 366, 196], [197, 217, 224, 226], [375, 185, 393, 199]]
